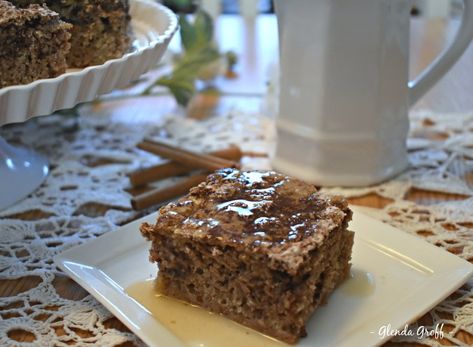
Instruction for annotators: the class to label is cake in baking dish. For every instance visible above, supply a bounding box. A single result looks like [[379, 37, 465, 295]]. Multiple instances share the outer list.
[[0, 0, 71, 88], [10, 0, 131, 68]]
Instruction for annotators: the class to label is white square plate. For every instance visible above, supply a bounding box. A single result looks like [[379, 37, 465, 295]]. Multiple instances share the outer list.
[[54, 206, 473, 347]]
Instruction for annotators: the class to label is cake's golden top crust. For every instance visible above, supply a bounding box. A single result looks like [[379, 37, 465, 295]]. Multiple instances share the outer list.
[[0, 0, 60, 26], [149, 169, 351, 271]]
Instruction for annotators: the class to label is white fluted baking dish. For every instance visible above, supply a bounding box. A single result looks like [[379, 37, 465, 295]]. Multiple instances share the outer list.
[[0, 0, 178, 125]]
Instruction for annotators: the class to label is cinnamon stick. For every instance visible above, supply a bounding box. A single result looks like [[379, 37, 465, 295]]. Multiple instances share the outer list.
[[128, 146, 242, 187], [131, 173, 208, 210], [137, 138, 241, 172]]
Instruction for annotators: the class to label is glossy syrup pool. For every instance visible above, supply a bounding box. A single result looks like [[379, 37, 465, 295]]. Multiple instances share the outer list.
[[126, 279, 288, 347], [341, 269, 376, 297]]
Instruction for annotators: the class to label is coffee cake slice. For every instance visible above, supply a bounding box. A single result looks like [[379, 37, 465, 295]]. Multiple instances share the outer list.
[[12, 0, 131, 68], [141, 169, 354, 344], [0, 0, 71, 88]]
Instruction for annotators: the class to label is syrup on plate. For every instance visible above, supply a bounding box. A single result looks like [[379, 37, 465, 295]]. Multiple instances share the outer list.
[[126, 279, 287, 347], [126, 269, 375, 346], [341, 269, 375, 297]]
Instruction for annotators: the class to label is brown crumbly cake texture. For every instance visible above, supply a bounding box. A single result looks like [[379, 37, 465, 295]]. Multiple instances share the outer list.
[[141, 169, 354, 344], [10, 0, 131, 68], [0, 0, 71, 88]]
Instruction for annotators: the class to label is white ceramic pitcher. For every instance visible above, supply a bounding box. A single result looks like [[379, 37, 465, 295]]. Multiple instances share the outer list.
[[272, 0, 473, 186]]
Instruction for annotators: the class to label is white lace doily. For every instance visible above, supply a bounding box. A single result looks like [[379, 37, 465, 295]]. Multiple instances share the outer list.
[[1, 105, 473, 346], [0, 105, 273, 346]]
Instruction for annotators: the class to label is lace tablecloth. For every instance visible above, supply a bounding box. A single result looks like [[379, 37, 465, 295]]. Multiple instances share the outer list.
[[1, 103, 473, 346]]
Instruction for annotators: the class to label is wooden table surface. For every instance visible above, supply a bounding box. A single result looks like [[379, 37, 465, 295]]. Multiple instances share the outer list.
[[2, 14, 473, 346]]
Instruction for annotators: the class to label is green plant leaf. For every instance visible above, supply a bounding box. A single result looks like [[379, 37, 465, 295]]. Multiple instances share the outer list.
[[179, 15, 197, 52], [194, 10, 213, 45], [174, 47, 220, 79], [148, 46, 220, 106], [225, 51, 238, 70], [180, 11, 214, 54], [142, 8, 238, 107], [169, 85, 195, 106], [154, 76, 196, 106], [163, 0, 194, 11]]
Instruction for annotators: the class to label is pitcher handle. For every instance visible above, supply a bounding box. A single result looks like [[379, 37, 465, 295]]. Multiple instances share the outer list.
[[409, 0, 473, 105]]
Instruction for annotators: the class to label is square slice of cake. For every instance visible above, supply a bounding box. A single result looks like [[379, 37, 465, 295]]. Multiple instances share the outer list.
[[0, 0, 71, 88], [10, 0, 131, 68], [141, 169, 354, 344]]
